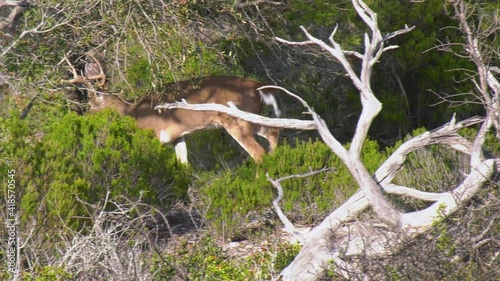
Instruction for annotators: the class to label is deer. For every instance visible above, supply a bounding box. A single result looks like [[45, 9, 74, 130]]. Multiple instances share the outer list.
[[64, 55, 280, 164]]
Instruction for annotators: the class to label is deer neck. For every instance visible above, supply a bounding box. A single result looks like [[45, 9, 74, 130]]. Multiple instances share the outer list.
[[115, 99, 136, 116], [98, 95, 135, 116]]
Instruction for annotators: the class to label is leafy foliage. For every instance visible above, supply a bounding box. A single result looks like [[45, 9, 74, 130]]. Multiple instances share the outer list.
[[20, 266, 72, 281], [1, 0, 498, 279], [0, 109, 190, 232], [151, 236, 300, 280], [195, 138, 386, 239]]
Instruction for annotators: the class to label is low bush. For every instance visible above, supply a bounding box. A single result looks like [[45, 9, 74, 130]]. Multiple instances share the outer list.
[[0, 109, 190, 276], [194, 138, 386, 239], [151, 235, 301, 280], [12, 109, 189, 229]]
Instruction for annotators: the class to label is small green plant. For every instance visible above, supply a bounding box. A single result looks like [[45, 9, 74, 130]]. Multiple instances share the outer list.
[[194, 138, 386, 239], [432, 203, 457, 258], [21, 266, 72, 281], [151, 235, 300, 280], [1, 109, 190, 232], [243, 242, 301, 279], [151, 236, 244, 280]]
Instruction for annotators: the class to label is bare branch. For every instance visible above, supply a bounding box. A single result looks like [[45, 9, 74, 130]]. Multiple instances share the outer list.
[[401, 158, 495, 229], [329, 23, 339, 42], [375, 116, 483, 186], [471, 212, 498, 245], [155, 100, 317, 131], [258, 85, 312, 110], [266, 168, 330, 243], [352, 0, 377, 33], [273, 1, 418, 229], [274, 36, 315, 46], [236, 0, 282, 8], [447, 0, 500, 142], [383, 24, 415, 42], [383, 184, 447, 201], [298, 25, 363, 91], [281, 157, 495, 280], [1, 6, 70, 59], [343, 50, 364, 59]]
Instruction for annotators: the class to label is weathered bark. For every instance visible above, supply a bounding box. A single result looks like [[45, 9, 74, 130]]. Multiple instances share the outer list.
[[273, 0, 414, 228], [279, 118, 495, 280], [280, 158, 495, 280], [266, 168, 330, 243], [155, 100, 317, 131], [156, 1, 498, 279], [375, 116, 483, 185], [448, 0, 500, 142], [157, 96, 497, 279]]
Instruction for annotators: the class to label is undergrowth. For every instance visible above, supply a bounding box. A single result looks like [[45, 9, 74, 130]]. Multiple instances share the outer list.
[[193, 138, 387, 239]]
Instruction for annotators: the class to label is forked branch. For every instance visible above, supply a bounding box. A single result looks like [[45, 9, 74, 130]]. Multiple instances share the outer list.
[[266, 168, 331, 244], [274, 0, 416, 228], [447, 0, 500, 144]]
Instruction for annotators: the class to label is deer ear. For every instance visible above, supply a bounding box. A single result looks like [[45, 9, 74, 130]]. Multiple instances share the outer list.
[[87, 90, 97, 100]]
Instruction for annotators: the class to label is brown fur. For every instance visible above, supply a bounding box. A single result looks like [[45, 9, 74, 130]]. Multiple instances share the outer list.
[[88, 76, 280, 163]]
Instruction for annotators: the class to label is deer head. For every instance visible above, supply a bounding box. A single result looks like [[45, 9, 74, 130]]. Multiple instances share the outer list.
[[64, 53, 110, 111]]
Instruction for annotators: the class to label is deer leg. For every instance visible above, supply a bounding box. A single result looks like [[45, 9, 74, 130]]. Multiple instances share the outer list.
[[254, 124, 280, 153], [223, 119, 266, 164], [173, 137, 188, 164]]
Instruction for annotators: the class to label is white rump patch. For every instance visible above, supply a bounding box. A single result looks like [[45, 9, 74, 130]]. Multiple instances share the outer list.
[[159, 129, 172, 143]]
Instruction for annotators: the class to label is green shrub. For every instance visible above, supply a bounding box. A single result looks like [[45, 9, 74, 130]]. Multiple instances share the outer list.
[[151, 235, 300, 280], [194, 138, 387, 238], [152, 236, 244, 281], [21, 266, 72, 281], [1, 109, 190, 232]]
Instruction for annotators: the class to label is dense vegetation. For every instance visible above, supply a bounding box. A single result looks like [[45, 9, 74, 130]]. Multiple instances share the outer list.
[[3, 0, 495, 142], [1, 0, 498, 280]]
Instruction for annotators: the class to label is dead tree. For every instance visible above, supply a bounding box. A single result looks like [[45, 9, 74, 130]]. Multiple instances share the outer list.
[[156, 0, 498, 279]]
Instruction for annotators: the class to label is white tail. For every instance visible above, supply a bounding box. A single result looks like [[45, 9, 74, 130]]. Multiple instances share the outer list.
[[259, 90, 281, 117]]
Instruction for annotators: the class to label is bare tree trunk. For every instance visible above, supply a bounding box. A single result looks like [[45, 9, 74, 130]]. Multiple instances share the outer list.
[[156, 0, 499, 279]]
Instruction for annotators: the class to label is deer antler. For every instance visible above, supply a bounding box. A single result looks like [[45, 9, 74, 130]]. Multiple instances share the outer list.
[[85, 53, 106, 87], [63, 53, 106, 98], [64, 55, 92, 88]]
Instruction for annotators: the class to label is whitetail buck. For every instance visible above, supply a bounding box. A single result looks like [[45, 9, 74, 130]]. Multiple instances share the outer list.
[[65, 55, 280, 164]]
